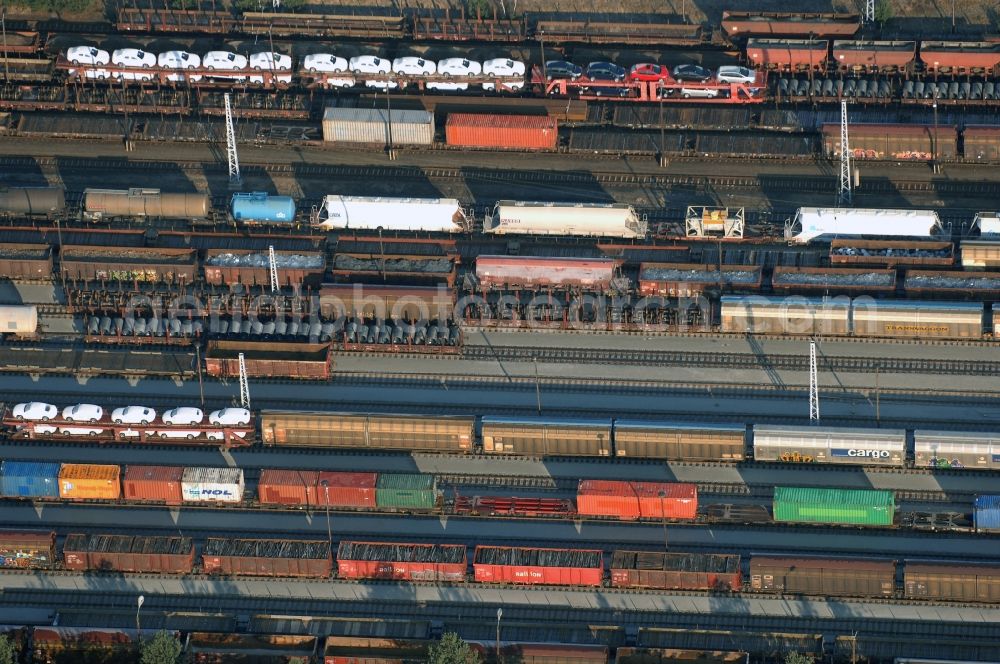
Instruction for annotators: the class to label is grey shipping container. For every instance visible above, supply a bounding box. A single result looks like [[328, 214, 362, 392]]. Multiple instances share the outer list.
[[322, 107, 434, 146]]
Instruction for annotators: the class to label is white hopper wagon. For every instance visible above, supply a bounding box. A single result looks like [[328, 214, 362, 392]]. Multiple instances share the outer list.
[[785, 207, 941, 243], [485, 200, 647, 238], [317, 196, 468, 232]]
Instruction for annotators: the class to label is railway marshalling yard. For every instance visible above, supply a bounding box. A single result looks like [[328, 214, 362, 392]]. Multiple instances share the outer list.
[[5, 3, 1000, 662]]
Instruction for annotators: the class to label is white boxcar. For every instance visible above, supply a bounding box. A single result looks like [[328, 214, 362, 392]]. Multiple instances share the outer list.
[[318, 196, 467, 232], [181, 467, 245, 503], [786, 207, 941, 243], [753, 425, 906, 466], [720, 296, 850, 336], [914, 430, 1000, 470], [485, 200, 647, 238]]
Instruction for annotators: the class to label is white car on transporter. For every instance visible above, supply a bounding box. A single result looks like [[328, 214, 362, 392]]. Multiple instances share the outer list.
[[349, 55, 396, 89], [202, 51, 249, 81], [249, 51, 293, 83], [482, 58, 525, 91], [428, 58, 482, 91], [158, 50, 202, 82]]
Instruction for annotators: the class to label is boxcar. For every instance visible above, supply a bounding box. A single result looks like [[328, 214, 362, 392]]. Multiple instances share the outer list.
[[753, 425, 906, 467], [481, 416, 612, 456], [904, 562, 1000, 602], [851, 300, 984, 339], [913, 430, 1000, 470], [750, 556, 895, 597], [613, 420, 745, 461], [720, 296, 850, 336], [0, 530, 56, 569], [260, 411, 474, 453]]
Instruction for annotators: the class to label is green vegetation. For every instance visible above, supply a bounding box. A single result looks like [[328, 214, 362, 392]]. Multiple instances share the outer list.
[[464, 0, 493, 19], [0, 635, 16, 664], [784, 654, 814, 664], [140, 631, 182, 664], [874, 0, 894, 27], [428, 633, 482, 664]]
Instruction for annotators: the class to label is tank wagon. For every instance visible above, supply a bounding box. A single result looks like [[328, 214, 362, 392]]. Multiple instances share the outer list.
[[0, 187, 65, 218], [474, 256, 620, 290], [317, 196, 468, 232], [485, 201, 647, 238], [0, 306, 38, 337], [230, 192, 296, 223], [82, 188, 210, 222]]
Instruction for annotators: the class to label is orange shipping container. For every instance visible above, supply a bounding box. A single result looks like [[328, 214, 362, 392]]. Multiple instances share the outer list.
[[577, 480, 697, 521], [445, 113, 558, 150], [59, 464, 121, 500], [258, 469, 320, 506], [123, 465, 183, 504]]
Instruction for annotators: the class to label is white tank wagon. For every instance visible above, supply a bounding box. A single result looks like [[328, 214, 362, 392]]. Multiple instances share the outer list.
[[0, 305, 38, 336], [914, 431, 1000, 470], [785, 207, 941, 243], [82, 188, 210, 222], [753, 425, 906, 467], [485, 201, 647, 238], [317, 196, 469, 232], [720, 296, 850, 336]]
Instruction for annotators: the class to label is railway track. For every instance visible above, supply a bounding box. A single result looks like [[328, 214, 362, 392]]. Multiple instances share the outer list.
[[461, 346, 1000, 375], [6, 155, 1000, 196]]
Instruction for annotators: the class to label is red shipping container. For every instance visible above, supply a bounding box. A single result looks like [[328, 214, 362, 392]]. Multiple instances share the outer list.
[[445, 113, 557, 151], [337, 541, 466, 582], [123, 465, 184, 505], [577, 480, 697, 521], [473, 546, 603, 587], [316, 472, 377, 507], [258, 469, 320, 506]]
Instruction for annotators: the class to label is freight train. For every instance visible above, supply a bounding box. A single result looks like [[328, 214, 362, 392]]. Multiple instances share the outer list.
[[4, 459, 998, 532], [6, 405, 1000, 471], [3, 528, 998, 604]]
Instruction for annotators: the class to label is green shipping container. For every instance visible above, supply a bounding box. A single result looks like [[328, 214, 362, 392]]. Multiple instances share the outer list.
[[773, 486, 895, 526], [376, 473, 438, 510]]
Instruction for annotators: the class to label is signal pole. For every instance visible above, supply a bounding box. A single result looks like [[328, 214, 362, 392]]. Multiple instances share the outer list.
[[238, 352, 250, 409], [268, 245, 279, 293], [809, 339, 820, 422], [837, 100, 852, 207], [224, 93, 242, 188]]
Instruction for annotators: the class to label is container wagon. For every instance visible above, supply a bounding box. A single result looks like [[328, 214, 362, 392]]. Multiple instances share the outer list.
[[772, 486, 895, 526], [375, 473, 438, 510], [0, 461, 60, 498], [974, 495, 1000, 532], [445, 113, 557, 151], [203, 538, 332, 577], [481, 416, 612, 456], [260, 411, 474, 452], [753, 425, 906, 466], [257, 469, 321, 506], [576, 480, 697, 521], [610, 551, 741, 591], [750, 557, 895, 596], [58, 464, 120, 500], [473, 545, 603, 586], [123, 465, 184, 505], [336, 541, 466, 581]]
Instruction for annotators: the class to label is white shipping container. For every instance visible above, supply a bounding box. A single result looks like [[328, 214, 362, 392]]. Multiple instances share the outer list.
[[321, 107, 434, 145], [318, 195, 467, 232], [181, 467, 245, 503], [485, 200, 647, 238], [786, 207, 941, 243]]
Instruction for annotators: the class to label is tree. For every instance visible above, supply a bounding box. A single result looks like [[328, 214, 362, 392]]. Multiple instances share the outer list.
[[784, 653, 814, 664], [140, 631, 181, 664], [0, 635, 16, 664], [874, 0, 893, 27], [428, 632, 482, 664]]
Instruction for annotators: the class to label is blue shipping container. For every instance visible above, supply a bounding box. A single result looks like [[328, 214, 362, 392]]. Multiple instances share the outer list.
[[974, 494, 1000, 531], [1, 461, 60, 498], [231, 192, 296, 223]]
